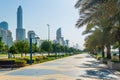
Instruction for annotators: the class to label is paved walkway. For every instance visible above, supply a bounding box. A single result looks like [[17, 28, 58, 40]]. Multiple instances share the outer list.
[[0, 53, 119, 80]]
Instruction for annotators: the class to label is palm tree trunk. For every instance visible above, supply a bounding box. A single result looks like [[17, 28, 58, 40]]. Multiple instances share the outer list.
[[101, 46, 105, 58], [118, 41, 120, 62], [106, 45, 111, 59]]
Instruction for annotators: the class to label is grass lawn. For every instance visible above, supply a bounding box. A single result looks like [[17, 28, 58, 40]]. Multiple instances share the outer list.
[[0, 53, 21, 59]]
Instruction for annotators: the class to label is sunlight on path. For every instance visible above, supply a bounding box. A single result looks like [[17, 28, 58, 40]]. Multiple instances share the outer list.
[[0, 53, 119, 80]]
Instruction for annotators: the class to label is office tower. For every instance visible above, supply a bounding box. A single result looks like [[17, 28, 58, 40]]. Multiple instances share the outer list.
[[16, 6, 26, 41], [56, 28, 63, 45], [56, 28, 61, 40], [0, 22, 13, 47]]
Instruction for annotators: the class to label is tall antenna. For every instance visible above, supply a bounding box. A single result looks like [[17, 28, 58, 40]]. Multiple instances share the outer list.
[[18, 0, 22, 5], [47, 24, 50, 41]]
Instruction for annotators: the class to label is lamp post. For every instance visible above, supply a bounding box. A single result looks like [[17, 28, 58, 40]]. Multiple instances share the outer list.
[[29, 33, 32, 65], [47, 24, 50, 41], [29, 33, 40, 65]]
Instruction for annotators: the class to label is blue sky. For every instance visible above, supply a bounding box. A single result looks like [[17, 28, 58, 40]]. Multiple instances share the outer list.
[[0, 0, 86, 49]]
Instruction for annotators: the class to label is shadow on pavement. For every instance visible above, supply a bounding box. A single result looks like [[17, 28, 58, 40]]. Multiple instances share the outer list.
[[78, 69, 118, 80], [0, 68, 17, 72], [7, 69, 60, 76], [77, 63, 107, 69]]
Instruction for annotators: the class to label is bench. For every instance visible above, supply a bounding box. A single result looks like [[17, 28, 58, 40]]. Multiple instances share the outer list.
[[0, 60, 16, 69]]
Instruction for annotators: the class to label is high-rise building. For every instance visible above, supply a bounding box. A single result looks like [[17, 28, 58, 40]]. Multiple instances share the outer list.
[[56, 27, 69, 47], [0, 22, 13, 47], [56, 28, 61, 41], [56, 28, 62, 45], [16, 6, 26, 41], [66, 40, 69, 47], [0, 21, 8, 30], [17, 6, 22, 29]]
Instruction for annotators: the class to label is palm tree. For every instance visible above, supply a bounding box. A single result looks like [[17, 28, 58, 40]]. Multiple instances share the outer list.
[[75, 0, 120, 59]]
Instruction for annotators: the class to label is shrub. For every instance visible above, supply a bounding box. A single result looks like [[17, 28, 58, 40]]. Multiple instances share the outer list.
[[15, 60, 26, 67], [102, 58, 108, 64], [35, 56, 43, 62], [97, 54, 102, 60], [111, 56, 119, 62], [43, 56, 48, 59], [47, 54, 56, 57]]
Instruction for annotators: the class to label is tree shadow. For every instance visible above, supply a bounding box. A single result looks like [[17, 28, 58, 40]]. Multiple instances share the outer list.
[[78, 69, 117, 80], [76, 60, 107, 69], [76, 63, 107, 69]]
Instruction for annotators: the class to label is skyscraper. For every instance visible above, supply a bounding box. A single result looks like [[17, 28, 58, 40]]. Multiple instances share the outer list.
[[16, 5, 25, 41], [56, 28, 61, 40], [0, 21, 13, 47], [56, 27, 69, 46], [56, 28, 63, 45], [17, 6, 22, 29]]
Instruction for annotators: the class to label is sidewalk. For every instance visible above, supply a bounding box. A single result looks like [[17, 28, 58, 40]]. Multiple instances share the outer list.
[[0, 53, 119, 80]]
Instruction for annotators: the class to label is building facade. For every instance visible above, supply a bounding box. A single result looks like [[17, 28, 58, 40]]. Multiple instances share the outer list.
[[56, 27, 69, 47], [16, 6, 26, 41], [0, 21, 13, 47], [56, 28, 61, 41], [27, 31, 36, 44]]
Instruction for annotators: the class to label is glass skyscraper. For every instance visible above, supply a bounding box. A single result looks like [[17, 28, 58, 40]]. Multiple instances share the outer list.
[[16, 6, 25, 41], [0, 21, 8, 30], [0, 21, 13, 47], [56, 27, 69, 46], [56, 28, 61, 40]]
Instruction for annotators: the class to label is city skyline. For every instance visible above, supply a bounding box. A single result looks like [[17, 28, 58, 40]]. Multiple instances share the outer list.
[[0, 0, 86, 49]]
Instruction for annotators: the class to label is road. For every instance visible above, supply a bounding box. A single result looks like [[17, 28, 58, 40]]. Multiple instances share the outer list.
[[0, 53, 119, 80]]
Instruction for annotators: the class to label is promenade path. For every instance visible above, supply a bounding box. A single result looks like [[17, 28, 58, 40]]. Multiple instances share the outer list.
[[0, 53, 119, 80]]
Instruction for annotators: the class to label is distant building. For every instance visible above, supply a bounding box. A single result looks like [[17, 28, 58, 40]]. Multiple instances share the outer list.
[[56, 28, 61, 41], [56, 27, 69, 47], [65, 40, 69, 47], [16, 5, 26, 41], [27, 31, 36, 44], [0, 22, 13, 47], [0, 21, 8, 30], [39, 40, 45, 46], [73, 43, 79, 50], [56, 28, 62, 45]]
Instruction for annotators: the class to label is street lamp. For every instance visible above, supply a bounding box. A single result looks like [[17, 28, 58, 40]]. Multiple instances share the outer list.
[[29, 33, 40, 65], [47, 24, 50, 41]]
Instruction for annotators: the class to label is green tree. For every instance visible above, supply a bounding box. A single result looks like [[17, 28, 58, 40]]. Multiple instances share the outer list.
[[3, 45, 9, 54], [0, 37, 4, 53], [23, 41, 29, 56], [14, 40, 29, 57], [41, 40, 53, 56], [9, 45, 18, 58]]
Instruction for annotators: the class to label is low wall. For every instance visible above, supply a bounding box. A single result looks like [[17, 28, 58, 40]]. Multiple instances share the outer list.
[[107, 61, 120, 70]]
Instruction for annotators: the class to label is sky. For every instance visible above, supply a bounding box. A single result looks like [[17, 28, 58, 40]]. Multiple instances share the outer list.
[[0, 0, 86, 49]]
